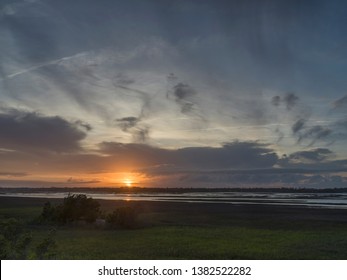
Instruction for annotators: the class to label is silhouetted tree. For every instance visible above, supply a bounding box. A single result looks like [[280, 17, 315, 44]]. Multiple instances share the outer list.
[[36, 201, 58, 224], [58, 194, 101, 224], [37, 194, 101, 225]]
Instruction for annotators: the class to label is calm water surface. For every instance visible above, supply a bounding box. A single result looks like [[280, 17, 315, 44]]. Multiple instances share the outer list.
[[1, 191, 347, 209]]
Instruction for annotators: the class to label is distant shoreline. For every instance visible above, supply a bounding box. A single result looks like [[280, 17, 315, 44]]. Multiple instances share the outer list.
[[2, 186, 347, 194]]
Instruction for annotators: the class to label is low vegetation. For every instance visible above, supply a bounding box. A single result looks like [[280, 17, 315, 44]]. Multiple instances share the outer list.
[[37, 194, 101, 225], [0, 218, 56, 259], [106, 207, 138, 229], [1, 195, 347, 259], [36, 194, 138, 229]]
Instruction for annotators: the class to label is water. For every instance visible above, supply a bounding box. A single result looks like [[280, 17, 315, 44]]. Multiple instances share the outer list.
[[1, 191, 347, 209]]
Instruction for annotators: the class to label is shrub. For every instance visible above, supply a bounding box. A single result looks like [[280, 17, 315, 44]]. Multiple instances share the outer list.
[[35, 228, 57, 260], [58, 194, 101, 224], [0, 218, 32, 259], [37, 194, 101, 225], [36, 201, 58, 224], [0, 218, 57, 259]]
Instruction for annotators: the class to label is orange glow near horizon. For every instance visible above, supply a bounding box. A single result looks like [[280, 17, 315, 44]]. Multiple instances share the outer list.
[[123, 178, 133, 187], [110, 172, 142, 187]]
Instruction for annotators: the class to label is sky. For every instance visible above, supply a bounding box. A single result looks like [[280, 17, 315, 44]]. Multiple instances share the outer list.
[[1, 0, 347, 188]]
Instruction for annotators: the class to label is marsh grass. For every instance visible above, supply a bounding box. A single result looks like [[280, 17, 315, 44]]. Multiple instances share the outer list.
[[1, 197, 347, 259], [27, 226, 347, 259]]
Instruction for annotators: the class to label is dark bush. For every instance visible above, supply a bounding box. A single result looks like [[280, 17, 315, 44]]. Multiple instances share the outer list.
[[58, 194, 101, 224], [37, 194, 101, 225], [36, 201, 58, 224]]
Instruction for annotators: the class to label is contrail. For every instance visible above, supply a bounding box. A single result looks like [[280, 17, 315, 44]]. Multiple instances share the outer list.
[[0, 52, 88, 81]]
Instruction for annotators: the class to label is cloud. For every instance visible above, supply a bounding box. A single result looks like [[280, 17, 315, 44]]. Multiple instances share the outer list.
[[114, 73, 135, 86], [0, 171, 28, 177], [0, 138, 347, 187], [298, 125, 332, 146], [0, 108, 89, 152], [178, 171, 347, 188], [333, 94, 347, 109], [116, 117, 139, 132], [116, 117, 150, 143], [132, 126, 150, 143], [98, 140, 278, 170], [271, 92, 299, 110], [98, 142, 171, 166], [0, 52, 88, 82], [176, 141, 278, 169], [171, 83, 196, 113], [291, 118, 334, 147], [283, 93, 299, 110], [66, 177, 101, 184], [0, 0, 39, 18], [285, 148, 333, 163], [166, 76, 205, 119], [292, 118, 306, 134], [271, 95, 281, 107]]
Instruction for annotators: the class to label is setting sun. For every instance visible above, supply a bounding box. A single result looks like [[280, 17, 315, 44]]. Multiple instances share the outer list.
[[123, 178, 133, 187]]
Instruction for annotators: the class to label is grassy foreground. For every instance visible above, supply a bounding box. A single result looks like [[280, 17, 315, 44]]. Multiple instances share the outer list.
[[1, 196, 347, 259]]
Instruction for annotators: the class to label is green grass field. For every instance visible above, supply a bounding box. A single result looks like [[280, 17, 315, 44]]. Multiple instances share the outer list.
[[1, 197, 347, 259], [30, 225, 347, 259]]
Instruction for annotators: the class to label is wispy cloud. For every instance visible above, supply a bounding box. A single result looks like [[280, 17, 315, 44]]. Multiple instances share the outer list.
[[0, 52, 88, 81]]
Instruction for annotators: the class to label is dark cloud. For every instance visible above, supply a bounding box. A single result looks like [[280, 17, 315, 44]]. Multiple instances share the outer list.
[[165, 74, 201, 116], [292, 118, 306, 134], [116, 117, 150, 143], [132, 126, 150, 143], [112, 81, 156, 143], [0, 138, 347, 187], [104, 141, 283, 186], [0, 108, 89, 152], [74, 120, 92, 131], [177, 141, 278, 169], [291, 117, 335, 147], [179, 172, 347, 188], [283, 93, 299, 110], [286, 148, 333, 163], [271, 92, 299, 110], [98, 141, 172, 166], [99, 140, 278, 170], [271, 95, 281, 107], [116, 117, 139, 132], [114, 73, 135, 86], [170, 82, 196, 113], [298, 125, 332, 146], [173, 83, 195, 100]]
